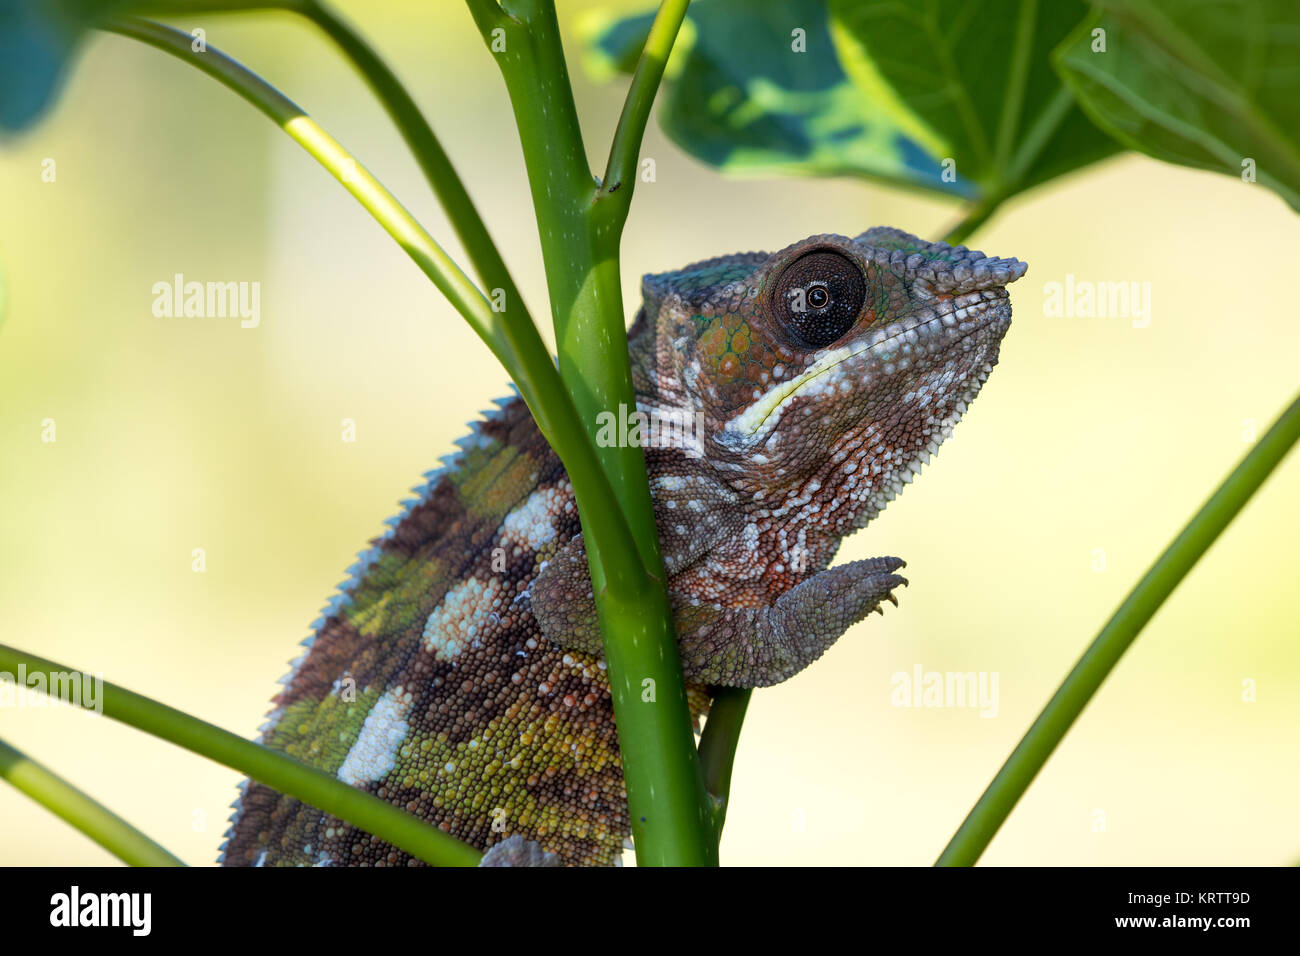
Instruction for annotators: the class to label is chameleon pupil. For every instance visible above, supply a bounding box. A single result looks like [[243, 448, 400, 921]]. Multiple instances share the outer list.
[[774, 250, 866, 349]]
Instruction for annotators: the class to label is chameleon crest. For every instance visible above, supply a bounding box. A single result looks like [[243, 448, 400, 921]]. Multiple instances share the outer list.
[[221, 227, 1025, 866]]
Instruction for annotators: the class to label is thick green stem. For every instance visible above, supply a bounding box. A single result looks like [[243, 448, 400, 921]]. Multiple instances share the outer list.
[[937, 389, 1300, 866], [0, 736, 186, 866], [599, 3, 753, 857], [470, 0, 715, 865], [0, 645, 482, 866]]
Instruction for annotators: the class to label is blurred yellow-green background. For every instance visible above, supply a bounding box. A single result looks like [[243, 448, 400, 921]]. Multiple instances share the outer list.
[[1, 1, 1297, 866]]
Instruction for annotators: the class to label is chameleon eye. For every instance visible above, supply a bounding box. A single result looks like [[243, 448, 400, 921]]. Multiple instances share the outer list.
[[773, 250, 866, 348]]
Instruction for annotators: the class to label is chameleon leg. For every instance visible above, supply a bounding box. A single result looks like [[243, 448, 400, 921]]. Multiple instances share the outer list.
[[674, 557, 907, 687], [534, 541, 906, 688]]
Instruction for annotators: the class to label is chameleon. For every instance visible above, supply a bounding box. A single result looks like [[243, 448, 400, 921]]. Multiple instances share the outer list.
[[218, 226, 1026, 866]]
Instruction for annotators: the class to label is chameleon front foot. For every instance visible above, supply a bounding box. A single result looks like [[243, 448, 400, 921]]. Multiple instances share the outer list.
[[675, 557, 908, 687], [532, 535, 907, 688]]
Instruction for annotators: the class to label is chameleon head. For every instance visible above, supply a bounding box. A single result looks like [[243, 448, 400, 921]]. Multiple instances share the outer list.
[[641, 226, 1027, 535]]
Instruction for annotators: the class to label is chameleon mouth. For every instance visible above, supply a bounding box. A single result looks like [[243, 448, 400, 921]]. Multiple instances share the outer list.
[[722, 291, 1012, 447]]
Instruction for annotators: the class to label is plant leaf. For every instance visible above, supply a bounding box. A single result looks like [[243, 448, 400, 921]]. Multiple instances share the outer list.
[[828, 0, 1123, 205], [0, 0, 87, 131], [1054, 0, 1300, 212], [0, 1, 191, 133], [579, 0, 971, 197], [0, 1, 280, 134]]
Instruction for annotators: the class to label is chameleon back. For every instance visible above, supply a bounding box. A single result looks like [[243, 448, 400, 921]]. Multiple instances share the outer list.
[[221, 227, 1023, 866], [220, 392, 631, 866]]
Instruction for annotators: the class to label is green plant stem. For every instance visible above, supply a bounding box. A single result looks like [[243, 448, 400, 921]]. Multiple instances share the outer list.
[[131, 0, 303, 14], [131, 3, 527, 310], [104, 17, 647, 602], [598, 0, 689, 200], [106, 20, 490, 350], [943, 87, 1070, 246], [469, 0, 715, 866], [941, 196, 1003, 246], [697, 687, 751, 835], [0, 736, 185, 866], [603, 1, 755, 859], [937, 389, 1300, 866], [297, 1, 528, 314], [0, 645, 482, 866], [604, 1, 756, 852]]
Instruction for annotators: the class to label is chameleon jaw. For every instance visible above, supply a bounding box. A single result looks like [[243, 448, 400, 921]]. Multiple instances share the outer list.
[[722, 341, 869, 443], [719, 292, 1012, 452]]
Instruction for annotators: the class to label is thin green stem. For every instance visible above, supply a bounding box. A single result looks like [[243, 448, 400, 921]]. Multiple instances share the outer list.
[[598, 0, 689, 203], [697, 687, 751, 836], [0, 645, 482, 866], [937, 389, 1300, 866], [107, 20, 492, 342], [129, 0, 307, 14], [941, 195, 1003, 246], [0, 736, 186, 866], [129, 4, 528, 314], [104, 17, 647, 602], [297, 1, 528, 316], [946, 74, 1070, 247]]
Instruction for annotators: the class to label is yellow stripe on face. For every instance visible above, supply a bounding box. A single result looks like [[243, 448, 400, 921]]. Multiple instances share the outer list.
[[725, 342, 867, 442]]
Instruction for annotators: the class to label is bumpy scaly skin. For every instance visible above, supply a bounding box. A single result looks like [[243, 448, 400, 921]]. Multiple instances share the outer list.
[[220, 227, 1025, 867]]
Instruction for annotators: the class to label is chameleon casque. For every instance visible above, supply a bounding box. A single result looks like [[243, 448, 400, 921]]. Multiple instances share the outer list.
[[219, 227, 1026, 867]]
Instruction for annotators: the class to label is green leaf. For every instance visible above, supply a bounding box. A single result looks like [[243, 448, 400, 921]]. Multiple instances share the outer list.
[[579, 0, 972, 198], [0, 1, 286, 134], [1054, 0, 1300, 212], [579, 5, 659, 81], [0, 0, 89, 131], [829, 0, 1123, 205]]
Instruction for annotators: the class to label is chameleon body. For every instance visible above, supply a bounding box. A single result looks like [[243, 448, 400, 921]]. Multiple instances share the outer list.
[[219, 227, 1026, 866]]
